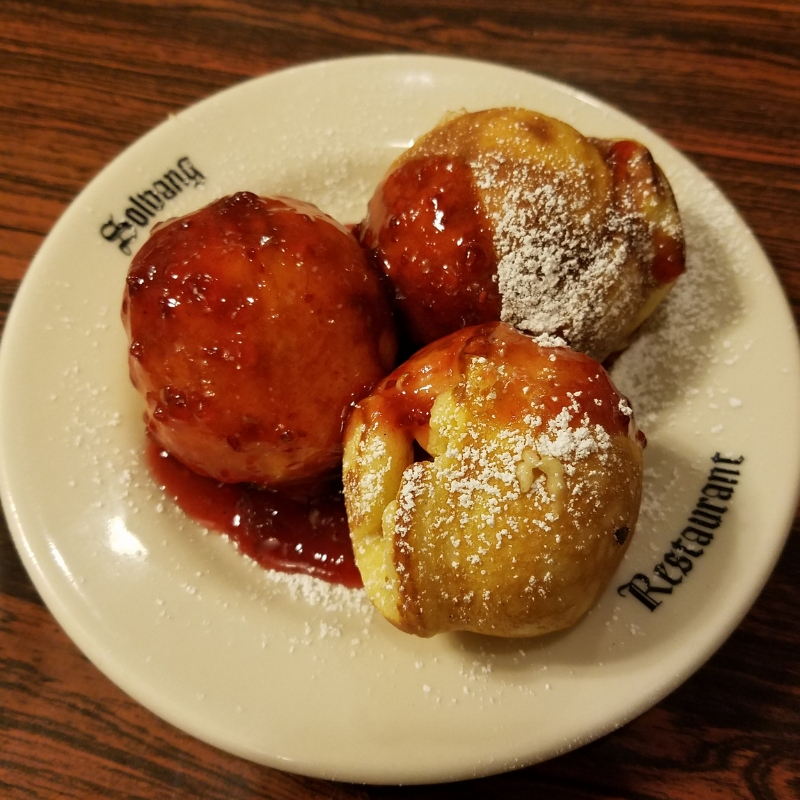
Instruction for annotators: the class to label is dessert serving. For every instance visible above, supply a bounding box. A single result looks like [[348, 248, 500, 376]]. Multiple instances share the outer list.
[[121, 107, 681, 639], [357, 107, 685, 360], [9, 54, 795, 782], [122, 191, 397, 486], [342, 322, 644, 637]]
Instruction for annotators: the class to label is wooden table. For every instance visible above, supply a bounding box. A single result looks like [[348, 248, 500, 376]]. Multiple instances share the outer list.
[[2, 1, 799, 797]]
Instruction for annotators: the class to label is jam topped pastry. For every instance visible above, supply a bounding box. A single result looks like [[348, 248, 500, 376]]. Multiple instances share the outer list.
[[122, 191, 397, 486], [343, 321, 644, 637], [356, 154, 500, 348], [357, 107, 685, 361]]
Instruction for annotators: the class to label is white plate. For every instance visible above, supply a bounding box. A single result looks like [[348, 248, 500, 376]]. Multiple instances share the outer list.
[[2, 54, 799, 785]]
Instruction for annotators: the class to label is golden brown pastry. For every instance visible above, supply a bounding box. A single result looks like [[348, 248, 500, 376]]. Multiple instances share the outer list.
[[357, 107, 685, 361], [343, 321, 644, 638]]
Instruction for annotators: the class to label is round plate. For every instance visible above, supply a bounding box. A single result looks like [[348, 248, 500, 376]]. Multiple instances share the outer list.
[[2, 54, 799, 785]]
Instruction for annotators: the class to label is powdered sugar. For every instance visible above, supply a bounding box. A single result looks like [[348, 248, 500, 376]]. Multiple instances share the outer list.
[[611, 176, 744, 423], [390, 370, 613, 551], [262, 568, 375, 618], [470, 139, 658, 361], [349, 433, 391, 519], [536, 407, 612, 462], [394, 461, 428, 542]]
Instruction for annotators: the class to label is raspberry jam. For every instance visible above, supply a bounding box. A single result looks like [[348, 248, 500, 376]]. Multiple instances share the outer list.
[[367, 322, 636, 443], [359, 155, 500, 348], [146, 440, 362, 588]]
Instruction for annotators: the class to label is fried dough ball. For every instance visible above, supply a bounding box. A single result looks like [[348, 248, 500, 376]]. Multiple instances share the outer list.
[[343, 322, 643, 638], [357, 107, 685, 361], [122, 191, 397, 485]]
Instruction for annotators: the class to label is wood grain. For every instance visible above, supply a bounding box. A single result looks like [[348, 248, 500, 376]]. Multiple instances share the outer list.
[[1, 1, 799, 797]]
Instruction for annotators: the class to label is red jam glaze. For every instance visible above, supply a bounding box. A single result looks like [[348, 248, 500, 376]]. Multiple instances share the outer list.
[[358, 322, 637, 453], [358, 155, 500, 348], [605, 140, 642, 184], [650, 229, 686, 284], [147, 439, 362, 588], [122, 191, 397, 486], [602, 140, 686, 285]]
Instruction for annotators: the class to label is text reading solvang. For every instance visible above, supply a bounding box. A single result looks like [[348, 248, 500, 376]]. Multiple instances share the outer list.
[[100, 156, 205, 255]]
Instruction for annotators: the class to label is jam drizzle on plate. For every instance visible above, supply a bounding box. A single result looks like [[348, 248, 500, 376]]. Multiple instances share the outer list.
[[146, 439, 362, 588]]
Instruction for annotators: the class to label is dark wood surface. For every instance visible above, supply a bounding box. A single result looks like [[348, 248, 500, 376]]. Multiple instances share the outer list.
[[2, 1, 799, 797]]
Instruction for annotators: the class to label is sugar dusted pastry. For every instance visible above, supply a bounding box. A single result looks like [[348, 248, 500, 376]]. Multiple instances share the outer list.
[[122, 191, 397, 486], [357, 107, 685, 360], [342, 322, 644, 638]]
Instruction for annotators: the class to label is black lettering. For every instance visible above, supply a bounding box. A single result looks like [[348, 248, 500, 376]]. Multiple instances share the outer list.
[[689, 497, 727, 530], [153, 178, 179, 200], [708, 468, 739, 485], [618, 574, 673, 611], [702, 482, 734, 500], [102, 156, 206, 252], [697, 497, 727, 515], [681, 526, 714, 546], [672, 537, 704, 558], [664, 550, 693, 575], [619, 453, 743, 613], [712, 453, 744, 465], [178, 156, 205, 186], [688, 512, 722, 530], [125, 207, 149, 227], [100, 216, 137, 255], [163, 168, 188, 191], [139, 190, 165, 212], [118, 229, 137, 255], [128, 196, 155, 219], [100, 216, 129, 241], [654, 563, 683, 586]]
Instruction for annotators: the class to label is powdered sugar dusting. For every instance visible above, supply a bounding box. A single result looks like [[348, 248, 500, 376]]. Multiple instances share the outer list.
[[530, 331, 569, 349], [350, 433, 391, 520], [262, 568, 375, 618], [611, 176, 745, 423], [391, 371, 614, 563], [394, 461, 428, 542], [471, 138, 658, 361], [537, 406, 612, 461]]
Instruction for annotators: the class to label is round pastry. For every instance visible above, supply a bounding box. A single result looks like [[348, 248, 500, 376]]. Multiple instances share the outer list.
[[342, 321, 644, 638], [122, 191, 397, 485], [357, 107, 685, 361]]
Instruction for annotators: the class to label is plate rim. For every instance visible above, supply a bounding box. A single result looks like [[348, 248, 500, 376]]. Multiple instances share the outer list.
[[2, 53, 800, 785]]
